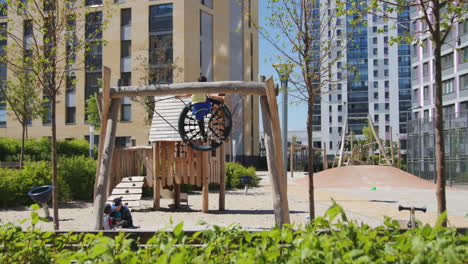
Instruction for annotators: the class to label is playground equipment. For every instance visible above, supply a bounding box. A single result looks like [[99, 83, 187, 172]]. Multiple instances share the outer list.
[[240, 176, 253, 194], [93, 67, 289, 230], [27, 185, 53, 221], [398, 205, 427, 228], [178, 98, 232, 151]]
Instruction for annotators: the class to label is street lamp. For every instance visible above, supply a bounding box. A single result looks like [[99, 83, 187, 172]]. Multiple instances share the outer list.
[[273, 63, 294, 178]]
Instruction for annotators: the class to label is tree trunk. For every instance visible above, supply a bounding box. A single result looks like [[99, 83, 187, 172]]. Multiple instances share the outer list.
[[307, 98, 315, 221], [433, 32, 447, 225], [20, 123, 25, 169], [51, 95, 59, 230]]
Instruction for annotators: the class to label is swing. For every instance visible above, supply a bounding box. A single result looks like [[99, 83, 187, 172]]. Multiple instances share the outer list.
[[178, 98, 232, 151]]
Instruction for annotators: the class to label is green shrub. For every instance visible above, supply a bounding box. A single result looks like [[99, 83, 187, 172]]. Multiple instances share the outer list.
[[58, 156, 96, 201], [0, 137, 93, 162], [0, 157, 96, 207], [225, 162, 260, 189], [1, 203, 467, 263]]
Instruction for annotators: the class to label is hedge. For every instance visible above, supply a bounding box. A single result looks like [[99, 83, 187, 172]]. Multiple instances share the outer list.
[[0, 157, 96, 207], [0, 137, 93, 162], [0, 202, 467, 263], [225, 162, 260, 189]]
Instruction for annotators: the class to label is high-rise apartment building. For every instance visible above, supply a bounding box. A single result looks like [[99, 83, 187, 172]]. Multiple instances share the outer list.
[[312, 2, 411, 152], [0, 0, 259, 160]]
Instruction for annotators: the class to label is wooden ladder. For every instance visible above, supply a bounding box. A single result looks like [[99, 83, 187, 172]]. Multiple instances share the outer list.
[[107, 176, 144, 208]]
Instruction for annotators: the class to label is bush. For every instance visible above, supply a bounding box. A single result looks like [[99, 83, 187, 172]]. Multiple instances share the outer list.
[[0, 157, 96, 207], [225, 162, 260, 189], [1, 203, 467, 263], [0, 137, 93, 162]]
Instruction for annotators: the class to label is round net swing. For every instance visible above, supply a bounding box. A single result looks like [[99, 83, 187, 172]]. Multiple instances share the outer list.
[[178, 98, 232, 151]]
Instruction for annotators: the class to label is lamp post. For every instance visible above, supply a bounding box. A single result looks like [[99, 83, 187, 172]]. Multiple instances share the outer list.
[[273, 63, 294, 178]]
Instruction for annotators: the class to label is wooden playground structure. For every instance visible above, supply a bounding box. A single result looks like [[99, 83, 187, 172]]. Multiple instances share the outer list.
[[92, 67, 290, 229]]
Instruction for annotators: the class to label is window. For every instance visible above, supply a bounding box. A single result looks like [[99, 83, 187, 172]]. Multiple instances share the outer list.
[[121, 8, 131, 26], [150, 4, 173, 33], [337, 29, 341, 36], [422, 39, 429, 53], [121, 40, 131, 57], [374, 70, 378, 77], [442, 78, 454, 94], [374, 114, 379, 121], [385, 103, 389, 110], [374, 81, 378, 88], [374, 92, 378, 99], [120, 97, 131, 121], [384, 25, 388, 32], [374, 104, 379, 110], [384, 36, 388, 44], [373, 26, 377, 33], [373, 15, 378, 22], [329, 127, 332, 133], [373, 37, 377, 44], [201, 0, 213, 8], [385, 114, 390, 121], [423, 86, 429, 100], [460, 46, 468, 64], [385, 80, 389, 88], [337, 83, 342, 90], [329, 116, 332, 123], [85, 12, 103, 40], [338, 105, 342, 111], [24, 20, 33, 36], [149, 4, 173, 84], [121, 72, 131, 86], [412, 66, 418, 80], [0, 100, 5, 127], [373, 59, 378, 66], [384, 58, 388, 65], [460, 74, 468, 90], [384, 47, 388, 55], [338, 116, 342, 122], [441, 52, 454, 70], [337, 94, 342, 101], [423, 62, 429, 77], [384, 69, 389, 76], [337, 72, 342, 79], [86, 0, 102, 6], [412, 43, 417, 56], [44, 0, 55, 11], [421, 21, 428, 31], [337, 61, 342, 68], [66, 76, 76, 124], [373, 48, 378, 55], [459, 20, 468, 36], [385, 126, 390, 132], [385, 92, 389, 99]]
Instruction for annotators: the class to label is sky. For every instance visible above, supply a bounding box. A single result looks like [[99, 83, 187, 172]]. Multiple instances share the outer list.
[[258, 2, 308, 132]]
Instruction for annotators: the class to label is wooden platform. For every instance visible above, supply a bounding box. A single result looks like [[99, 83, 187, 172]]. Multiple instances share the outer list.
[[107, 176, 145, 208]]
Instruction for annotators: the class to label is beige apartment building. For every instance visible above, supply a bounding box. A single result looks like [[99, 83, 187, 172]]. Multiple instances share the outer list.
[[0, 0, 259, 161]]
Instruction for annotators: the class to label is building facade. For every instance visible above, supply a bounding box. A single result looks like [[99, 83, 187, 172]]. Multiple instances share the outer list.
[[407, 8, 468, 185], [0, 0, 260, 159], [312, 2, 411, 153]]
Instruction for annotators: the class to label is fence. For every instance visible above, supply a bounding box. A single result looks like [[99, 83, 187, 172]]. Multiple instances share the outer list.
[[407, 111, 468, 186]]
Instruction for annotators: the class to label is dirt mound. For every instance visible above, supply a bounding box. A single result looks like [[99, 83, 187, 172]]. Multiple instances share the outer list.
[[296, 165, 437, 189]]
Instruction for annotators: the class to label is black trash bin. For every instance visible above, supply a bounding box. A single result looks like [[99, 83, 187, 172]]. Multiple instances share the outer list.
[[27, 185, 53, 221], [240, 176, 253, 194]]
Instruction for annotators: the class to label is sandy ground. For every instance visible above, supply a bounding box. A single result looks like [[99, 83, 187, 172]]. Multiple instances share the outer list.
[[1, 169, 467, 231]]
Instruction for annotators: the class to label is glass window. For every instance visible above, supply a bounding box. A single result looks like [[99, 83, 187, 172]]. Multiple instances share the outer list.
[[373, 59, 378, 66], [373, 37, 377, 44], [384, 58, 388, 65], [460, 74, 468, 90], [374, 92, 378, 99], [459, 20, 468, 36], [423, 62, 429, 77], [460, 46, 468, 64], [374, 70, 378, 77], [201, 0, 213, 8], [374, 81, 378, 88], [121, 40, 131, 58], [85, 12, 102, 40], [86, 0, 102, 6], [412, 66, 418, 80], [200, 11, 213, 81], [0, 101, 6, 127], [121, 8, 131, 26], [441, 52, 454, 70], [384, 69, 388, 76], [149, 4, 173, 33], [385, 103, 389, 110], [423, 86, 429, 100], [121, 72, 131, 86], [374, 104, 379, 110], [120, 97, 131, 121], [442, 78, 454, 94]]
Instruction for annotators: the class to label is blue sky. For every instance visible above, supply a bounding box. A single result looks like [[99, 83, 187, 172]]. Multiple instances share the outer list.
[[258, 2, 308, 131]]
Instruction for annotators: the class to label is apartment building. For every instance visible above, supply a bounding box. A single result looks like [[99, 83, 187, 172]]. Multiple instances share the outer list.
[[0, 0, 260, 160], [312, 2, 411, 152]]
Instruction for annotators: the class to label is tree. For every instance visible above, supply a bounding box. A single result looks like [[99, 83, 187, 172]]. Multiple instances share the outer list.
[[342, 0, 467, 225], [0, 70, 43, 168], [259, 0, 352, 220], [0, 0, 113, 229]]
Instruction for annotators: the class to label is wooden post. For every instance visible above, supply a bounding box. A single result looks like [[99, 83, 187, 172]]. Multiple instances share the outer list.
[[322, 146, 328, 170], [260, 77, 290, 226], [338, 118, 348, 167], [93, 67, 112, 200], [93, 98, 120, 230], [219, 143, 226, 211], [153, 142, 161, 209], [390, 126, 395, 166], [368, 116, 392, 165], [397, 139, 402, 169], [201, 150, 209, 213]]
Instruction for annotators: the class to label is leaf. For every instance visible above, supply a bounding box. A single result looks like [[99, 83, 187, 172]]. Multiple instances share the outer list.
[[30, 203, 40, 210], [173, 222, 184, 237], [196, 219, 207, 226]]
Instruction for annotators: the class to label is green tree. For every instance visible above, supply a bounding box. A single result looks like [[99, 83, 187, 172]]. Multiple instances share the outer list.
[[85, 93, 101, 129], [0, 70, 44, 168], [259, 0, 353, 221], [342, 0, 468, 225], [0, 0, 113, 229]]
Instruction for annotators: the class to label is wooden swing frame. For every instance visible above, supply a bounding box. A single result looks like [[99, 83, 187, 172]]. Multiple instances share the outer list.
[[93, 66, 290, 229]]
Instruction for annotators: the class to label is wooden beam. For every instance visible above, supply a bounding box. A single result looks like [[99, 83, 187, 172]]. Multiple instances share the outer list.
[[368, 116, 392, 165], [201, 150, 209, 213], [109, 81, 266, 98], [93, 67, 112, 200], [338, 118, 348, 167], [93, 98, 120, 230], [219, 143, 226, 211], [260, 77, 290, 226], [153, 142, 161, 209], [390, 126, 395, 166]]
